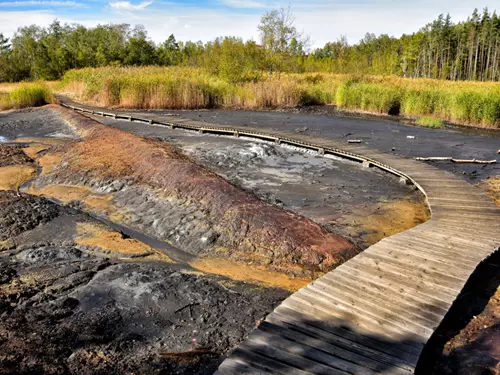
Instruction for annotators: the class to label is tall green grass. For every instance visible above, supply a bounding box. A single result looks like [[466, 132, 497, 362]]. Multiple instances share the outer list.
[[60, 67, 500, 128], [415, 117, 444, 128], [0, 82, 55, 110]]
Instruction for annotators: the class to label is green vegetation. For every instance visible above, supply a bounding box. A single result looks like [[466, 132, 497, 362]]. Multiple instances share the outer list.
[[1, 7, 499, 83], [2, 6, 500, 127], [61, 67, 500, 127], [0, 83, 55, 110], [415, 117, 445, 128]]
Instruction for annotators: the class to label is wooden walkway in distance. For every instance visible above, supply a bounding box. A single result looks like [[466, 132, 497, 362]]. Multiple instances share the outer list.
[[59, 100, 500, 375]]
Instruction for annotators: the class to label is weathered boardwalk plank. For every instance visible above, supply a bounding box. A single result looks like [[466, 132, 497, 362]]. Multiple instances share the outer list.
[[59, 100, 500, 375]]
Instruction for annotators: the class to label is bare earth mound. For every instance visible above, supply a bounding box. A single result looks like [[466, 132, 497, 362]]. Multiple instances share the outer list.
[[29, 107, 357, 276]]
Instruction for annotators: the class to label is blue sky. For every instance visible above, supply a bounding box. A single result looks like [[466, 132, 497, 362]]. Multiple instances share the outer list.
[[0, 0, 497, 47]]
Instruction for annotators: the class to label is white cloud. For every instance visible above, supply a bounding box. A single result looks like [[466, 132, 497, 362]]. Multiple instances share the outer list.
[[220, 0, 266, 8], [109, 1, 153, 10], [0, 1, 82, 7], [0, 10, 56, 36]]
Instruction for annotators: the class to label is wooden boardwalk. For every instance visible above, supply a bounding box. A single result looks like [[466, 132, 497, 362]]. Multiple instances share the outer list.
[[59, 100, 500, 375]]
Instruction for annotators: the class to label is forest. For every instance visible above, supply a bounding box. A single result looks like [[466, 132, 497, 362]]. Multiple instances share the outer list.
[[0, 7, 499, 83]]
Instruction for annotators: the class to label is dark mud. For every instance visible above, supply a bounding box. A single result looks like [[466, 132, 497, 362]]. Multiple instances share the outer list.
[[0, 192, 287, 375], [26, 108, 357, 276], [0, 107, 76, 140], [0, 191, 61, 241], [1, 105, 498, 374], [0, 146, 34, 167], [167, 109, 500, 181], [90, 115, 428, 249]]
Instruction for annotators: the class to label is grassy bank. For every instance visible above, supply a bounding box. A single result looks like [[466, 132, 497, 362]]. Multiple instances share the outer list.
[[60, 67, 500, 128], [0, 82, 55, 110]]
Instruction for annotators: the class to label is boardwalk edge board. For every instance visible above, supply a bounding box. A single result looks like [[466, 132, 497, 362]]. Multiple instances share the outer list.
[[59, 101, 500, 375]]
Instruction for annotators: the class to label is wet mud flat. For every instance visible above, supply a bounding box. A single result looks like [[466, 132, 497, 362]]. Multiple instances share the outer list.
[[0, 192, 287, 375], [169, 109, 500, 181], [0, 106, 353, 373], [0, 132, 288, 374], [91, 115, 429, 249], [1, 105, 498, 374]]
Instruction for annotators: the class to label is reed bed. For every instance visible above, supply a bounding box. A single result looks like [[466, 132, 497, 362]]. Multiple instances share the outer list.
[[0, 82, 55, 110], [61, 67, 500, 128]]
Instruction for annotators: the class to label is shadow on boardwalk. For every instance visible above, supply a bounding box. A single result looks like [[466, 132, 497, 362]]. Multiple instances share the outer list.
[[218, 248, 500, 375]]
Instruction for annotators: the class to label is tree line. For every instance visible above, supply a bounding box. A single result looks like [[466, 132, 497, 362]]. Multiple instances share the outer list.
[[0, 7, 499, 83]]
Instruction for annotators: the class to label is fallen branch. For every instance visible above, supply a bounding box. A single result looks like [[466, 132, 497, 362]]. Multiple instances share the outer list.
[[347, 140, 362, 144], [416, 157, 497, 164]]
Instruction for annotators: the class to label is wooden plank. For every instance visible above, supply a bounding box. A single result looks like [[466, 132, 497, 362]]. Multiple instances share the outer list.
[[368, 242, 475, 278], [269, 308, 420, 365], [430, 203, 500, 210], [218, 359, 275, 375], [305, 281, 437, 336], [339, 258, 456, 304], [416, 220, 500, 237], [314, 274, 443, 324], [265, 313, 415, 372], [248, 328, 378, 375], [273, 303, 423, 360], [280, 296, 426, 355], [380, 238, 480, 267], [329, 266, 449, 317], [294, 288, 430, 344], [389, 223, 497, 244], [395, 230, 498, 252], [359, 251, 465, 292], [230, 348, 314, 375], [240, 339, 352, 375]]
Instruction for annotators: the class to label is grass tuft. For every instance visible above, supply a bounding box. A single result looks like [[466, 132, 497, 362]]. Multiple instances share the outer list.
[[0, 83, 55, 110], [415, 117, 444, 128]]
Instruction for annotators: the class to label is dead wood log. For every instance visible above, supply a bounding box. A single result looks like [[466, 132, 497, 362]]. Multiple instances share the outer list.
[[415, 157, 497, 164], [347, 140, 362, 144]]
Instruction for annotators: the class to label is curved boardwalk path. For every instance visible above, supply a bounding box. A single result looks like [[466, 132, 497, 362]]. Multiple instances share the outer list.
[[59, 100, 500, 375]]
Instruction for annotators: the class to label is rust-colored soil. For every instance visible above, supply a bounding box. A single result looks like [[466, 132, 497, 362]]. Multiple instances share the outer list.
[[27, 184, 125, 219], [38, 152, 63, 174], [40, 107, 358, 273], [22, 144, 50, 159], [190, 257, 311, 292], [0, 165, 36, 191], [339, 198, 430, 247], [76, 222, 171, 260]]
